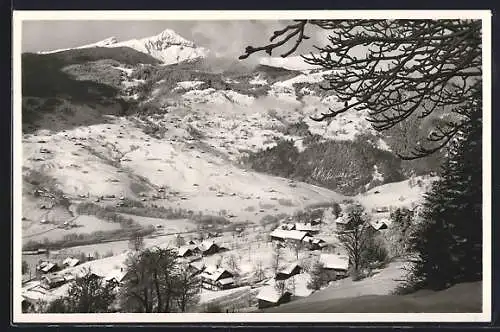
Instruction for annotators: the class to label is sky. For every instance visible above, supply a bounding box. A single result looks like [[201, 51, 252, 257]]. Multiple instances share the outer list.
[[22, 20, 329, 59]]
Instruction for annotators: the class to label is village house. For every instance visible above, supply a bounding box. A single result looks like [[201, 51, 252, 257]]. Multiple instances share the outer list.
[[270, 229, 311, 245], [319, 253, 350, 280], [256, 286, 292, 309], [41, 274, 67, 290], [302, 236, 327, 251], [197, 240, 222, 256], [104, 268, 131, 285], [295, 222, 320, 234], [275, 263, 302, 281], [199, 266, 235, 290], [335, 215, 351, 232], [187, 260, 205, 277], [177, 246, 195, 258], [62, 257, 80, 268], [36, 261, 58, 274], [370, 218, 392, 231]]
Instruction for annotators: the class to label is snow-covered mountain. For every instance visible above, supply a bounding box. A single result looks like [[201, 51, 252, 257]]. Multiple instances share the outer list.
[[38, 29, 210, 65], [36, 29, 322, 70], [37, 37, 120, 55]]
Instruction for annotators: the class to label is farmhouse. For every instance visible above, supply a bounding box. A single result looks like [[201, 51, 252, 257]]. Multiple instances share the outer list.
[[41, 274, 66, 290], [187, 260, 205, 276], [270, 229, 311, 244], [62, 257, 80, 268], [104, 269, 131, 285], [335, 216, 350, 232], [36, 261, 58, 274], [302, 237, 327, 250], [256, 286, 292, 309], [370, 218, 392, 231], [177, 246, 195, 258], [197, 240, 221, 256], [275, 263, 301, 281], [199, 266, 235, 290], [319, 254, 350, 279], [295, 223, 319, 234]]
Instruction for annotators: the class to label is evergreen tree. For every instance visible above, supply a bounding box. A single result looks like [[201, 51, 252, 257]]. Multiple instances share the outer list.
[[408, 103, 482, 290]]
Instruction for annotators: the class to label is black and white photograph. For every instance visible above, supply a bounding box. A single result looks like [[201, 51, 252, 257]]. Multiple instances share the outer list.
[[12, 10, 491, 323]]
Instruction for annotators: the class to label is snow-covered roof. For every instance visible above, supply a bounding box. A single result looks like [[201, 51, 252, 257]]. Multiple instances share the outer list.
[[177, 246, 193, 256], [270, 229, 309, 241], [41, 262, 56, 273], [302, 236, 313, 243], [200, 267, 232, 281], [189, 261, 205, 271], [104, 269, 129, 283], [218, 277, 234, 285], [256, 286, 290, 303], [319, 254, 349, 271], [335, 216, 349, 224], [63, 257, 80, 267], [295, 223, 318, 232], [198, 240, 218, 252], [278, 263, 300, 276], [370, 218, 392, 230]]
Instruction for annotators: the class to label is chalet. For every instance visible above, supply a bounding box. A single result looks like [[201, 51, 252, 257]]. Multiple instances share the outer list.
[[41, 274, 66, 290], [319, 254, 350, 279], [335, 216, 350, 232], [177, 246, 195, 258], [370, 218, 392, 231], [280, 223, 296, 231], [188, 260, 205, 276], [104, 269, 131, 285], [197, 240, 221, 256], [270, 229, 311, 244], [36, 261, 58, 274], [302, 237, 327, 250], [62, 257, 80, 268], [275, 263, 301, 281], [295, 223, 319, 234], [199, 266, 235, 290], [256, 286, 292, 309]]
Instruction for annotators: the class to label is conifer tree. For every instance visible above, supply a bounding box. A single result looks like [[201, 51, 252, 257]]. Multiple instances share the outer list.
[[408, 101, 482, 290]]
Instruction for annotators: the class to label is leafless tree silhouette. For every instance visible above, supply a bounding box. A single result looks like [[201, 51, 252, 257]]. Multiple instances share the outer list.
[[240, 19, 482, 159]]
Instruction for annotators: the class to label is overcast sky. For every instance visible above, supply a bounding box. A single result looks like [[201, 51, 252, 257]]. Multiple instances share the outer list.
[[22, 20, 328, 58]]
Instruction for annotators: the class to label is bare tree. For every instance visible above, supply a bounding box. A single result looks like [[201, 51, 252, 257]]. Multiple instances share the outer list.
[[271, 243, 283, 274], [174, 264, 201, 312], [120, 247, 183, 313], [45, 268, 117, 313], [240, 19, 481, 159], [337, 205, 374, 273], [254, 260, 266, 282], [128, 232, 145, 252]]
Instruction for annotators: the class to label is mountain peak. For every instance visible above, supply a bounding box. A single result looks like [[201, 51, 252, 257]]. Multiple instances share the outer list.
[[142, 28, 196, 48]]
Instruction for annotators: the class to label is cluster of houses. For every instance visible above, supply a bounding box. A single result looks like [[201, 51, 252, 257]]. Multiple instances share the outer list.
[[269, 225, 326, 251], [176, 239, 228, 259], [335, 215, 392, 232], [255, 252, 350, 309]]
